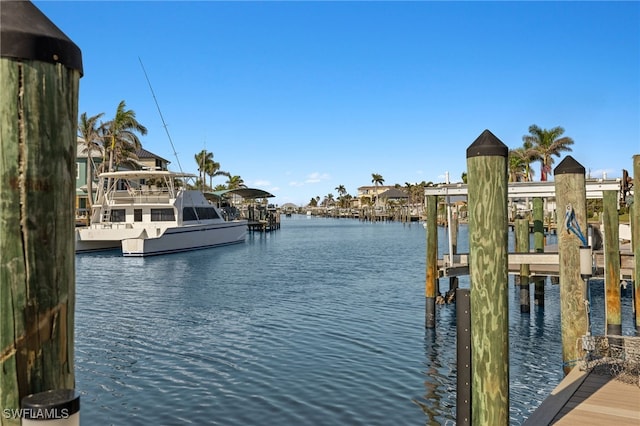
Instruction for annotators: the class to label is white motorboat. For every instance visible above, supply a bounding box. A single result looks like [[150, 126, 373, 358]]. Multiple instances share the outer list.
[[76, 170, 247, 257]]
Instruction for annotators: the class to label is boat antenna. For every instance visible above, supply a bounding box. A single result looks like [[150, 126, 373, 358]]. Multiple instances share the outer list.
[[138, 57, 184, 173]]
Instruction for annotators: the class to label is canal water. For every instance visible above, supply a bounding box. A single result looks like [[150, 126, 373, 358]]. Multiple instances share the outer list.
[[75, 216, 636, 425]]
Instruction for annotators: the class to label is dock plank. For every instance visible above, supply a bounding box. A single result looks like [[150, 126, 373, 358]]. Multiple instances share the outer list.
[[525, 367, 640, 426]]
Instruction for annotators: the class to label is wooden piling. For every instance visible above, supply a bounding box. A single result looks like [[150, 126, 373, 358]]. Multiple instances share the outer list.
[[467, 130, 509, 425], [533, 198, 545, 251], [449, 208, 459, 295], [451, 208, 459, 256], [633, 155, 640, 335], [516, 218, 531, 313], [554, 156, 589, 375], [0, 3, 82, 422], [425, 195, 438, 328], [602, 190, 621, 335], [532, 198, 545, 306]]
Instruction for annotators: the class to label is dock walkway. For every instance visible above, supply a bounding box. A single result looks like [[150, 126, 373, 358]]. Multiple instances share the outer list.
[[525, 335, 640, 425], [436, 249, 635, 280], [524, 366, 640, 425]]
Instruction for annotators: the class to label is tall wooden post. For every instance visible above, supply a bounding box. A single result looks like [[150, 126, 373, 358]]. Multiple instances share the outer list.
[[449, 208, 459, 296], [633, 155, 640, 335], [451, 208, 459, 256], [516, 218, 531, 313], [532, 198, 545, 306], [554, 156, 589, 375], [425, 195, 438, 328], [467, 130, 509, 425], [0, 2, 82, 423], [602, 190, 621, 335], [533, 198, 545, 251]]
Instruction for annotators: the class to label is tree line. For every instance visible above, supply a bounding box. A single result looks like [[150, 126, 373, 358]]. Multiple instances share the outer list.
[[311, 124, 575, 208]]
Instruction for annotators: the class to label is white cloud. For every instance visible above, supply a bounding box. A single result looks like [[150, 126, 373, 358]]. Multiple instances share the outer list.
[[305, 172, 330, 183]]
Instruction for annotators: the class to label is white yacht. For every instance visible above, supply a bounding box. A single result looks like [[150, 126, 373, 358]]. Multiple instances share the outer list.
[[76, 170, 247, 256]]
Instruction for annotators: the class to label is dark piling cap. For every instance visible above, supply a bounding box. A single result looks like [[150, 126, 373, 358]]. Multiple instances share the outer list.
[[466, 129, 508, 158], [1, 1, 83, 75], [554, 155, 585, 176], [21, 389, 80, 418]]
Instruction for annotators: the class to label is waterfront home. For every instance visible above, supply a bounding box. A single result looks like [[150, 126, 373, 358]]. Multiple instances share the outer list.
[[355, 185, 396, 208]]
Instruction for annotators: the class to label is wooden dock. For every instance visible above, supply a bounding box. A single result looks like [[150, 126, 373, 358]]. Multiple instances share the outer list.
[[524, 366, 640, 425], [247, 213, 281, 232], [437, 250, 635, 280]]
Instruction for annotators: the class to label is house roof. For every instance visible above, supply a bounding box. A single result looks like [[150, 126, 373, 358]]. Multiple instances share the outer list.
[[379, 188, 409, 199], [357, 185, 394, 191], [135, 148, 170, 164]]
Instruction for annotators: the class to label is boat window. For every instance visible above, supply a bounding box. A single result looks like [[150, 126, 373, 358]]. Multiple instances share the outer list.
[[183, 207, 220, 221], [134, 209, 142, 222], [151, 208, 175, 221], [110, 209, 126, 222]]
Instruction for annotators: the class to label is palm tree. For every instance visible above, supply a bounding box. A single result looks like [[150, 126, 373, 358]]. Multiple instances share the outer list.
[[226, 175, 246, 189], [194, 150, 213, 190], [371, 173, 384, 206], [404, 182, 414, 207], [102, 100, 147, 174], [522, 125, 574, 181], [194, 149, 231, 189], [323, 193, 335, 207], [78, 112, 104, 216], [204, 156, 229, 190], [513, 141, 539, 182], [335, 184, 347, 208], [508, 145, 538, 183]]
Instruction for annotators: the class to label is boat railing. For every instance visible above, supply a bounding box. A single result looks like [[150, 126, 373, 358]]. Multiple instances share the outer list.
[[108, 189, 171, 204]]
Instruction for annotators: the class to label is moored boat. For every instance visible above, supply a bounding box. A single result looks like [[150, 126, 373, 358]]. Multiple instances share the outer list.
[[76, 170, 247, 256]]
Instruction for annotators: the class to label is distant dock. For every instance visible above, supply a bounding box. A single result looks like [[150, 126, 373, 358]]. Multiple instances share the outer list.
[[246, 206, 280, 232]]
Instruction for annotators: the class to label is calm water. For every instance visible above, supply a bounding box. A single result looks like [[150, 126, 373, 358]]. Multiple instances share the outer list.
[[75, 216, 636, 425]]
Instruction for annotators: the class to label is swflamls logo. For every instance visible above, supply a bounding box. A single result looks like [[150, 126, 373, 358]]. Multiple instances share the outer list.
[[2, 408, 70, 419]]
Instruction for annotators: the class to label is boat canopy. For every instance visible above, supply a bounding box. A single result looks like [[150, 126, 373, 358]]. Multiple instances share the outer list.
[[205, 188, 275, 201]]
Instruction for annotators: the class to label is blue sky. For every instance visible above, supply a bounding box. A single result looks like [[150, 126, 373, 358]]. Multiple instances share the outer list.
[[34, 1, 640, 206]]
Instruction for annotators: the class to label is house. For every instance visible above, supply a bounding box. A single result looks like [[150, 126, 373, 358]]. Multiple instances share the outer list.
[[355, 185, 396, 207], [377, 187, 409, 205], [134, 147, 170, 172]]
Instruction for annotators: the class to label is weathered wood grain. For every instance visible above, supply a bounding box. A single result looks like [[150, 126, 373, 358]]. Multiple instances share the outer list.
[[0, 59, 78, 423], [603, 190, 621, 335], [468, 150, 509, 426]]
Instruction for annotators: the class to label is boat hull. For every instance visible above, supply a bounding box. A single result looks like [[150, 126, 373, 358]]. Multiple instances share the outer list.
[[76, 226, 143, 253], [121, 221, 247, 257]]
